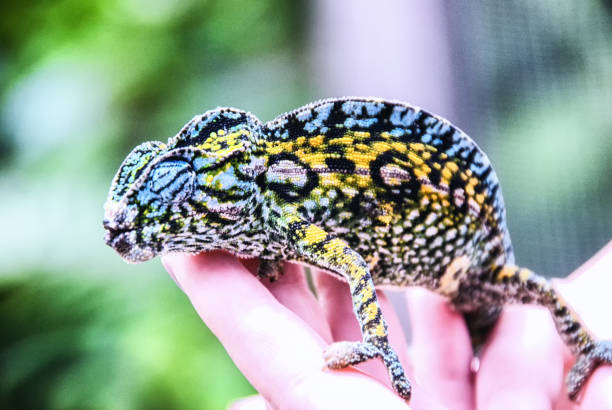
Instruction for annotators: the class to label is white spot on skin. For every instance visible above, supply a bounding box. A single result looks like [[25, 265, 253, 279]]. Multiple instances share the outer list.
[[425, 213, 438, 225], [425, 226, 438, 237]]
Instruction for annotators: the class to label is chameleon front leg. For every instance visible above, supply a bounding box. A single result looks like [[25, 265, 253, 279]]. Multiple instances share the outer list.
[[276, 214, 411, 400], [489, 265, 612, 401]]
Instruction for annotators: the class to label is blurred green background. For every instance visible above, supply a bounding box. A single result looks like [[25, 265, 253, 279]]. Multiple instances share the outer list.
[[0, 1, 610, 409]]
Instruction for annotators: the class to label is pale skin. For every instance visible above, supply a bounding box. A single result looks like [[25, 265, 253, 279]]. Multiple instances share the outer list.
[[162, 241, 612, 410]]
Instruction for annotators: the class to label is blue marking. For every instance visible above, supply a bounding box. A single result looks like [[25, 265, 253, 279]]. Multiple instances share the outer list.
[[137, 188, 156, 205], [344, 117, 377, 128], [314, 102, 333, 121], [304, 122, 318, 133], [421, 133, 432, 143], [145, 201, 168, 218], [390, 106, 420, 127], [342, 101, 364, 116], [193, 156, 217, 170], [445, 145, 459, 157], [224, 111, 242, 120], [364, 101, 384, 116], [390, 128, 406, 137], [297, 110, 312, 121]]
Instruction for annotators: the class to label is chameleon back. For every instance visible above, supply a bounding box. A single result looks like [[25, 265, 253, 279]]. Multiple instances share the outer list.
[[260, 98, 514, 288]]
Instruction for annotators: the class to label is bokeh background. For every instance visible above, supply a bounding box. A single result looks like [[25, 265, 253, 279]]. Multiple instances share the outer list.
[[1, 1, 610, 408]]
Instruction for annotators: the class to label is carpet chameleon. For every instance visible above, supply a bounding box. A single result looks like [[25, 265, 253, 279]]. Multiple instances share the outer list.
[[103, 97, 612, 402]]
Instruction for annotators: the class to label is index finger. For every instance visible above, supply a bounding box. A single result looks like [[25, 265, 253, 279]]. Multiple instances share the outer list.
[[162, 252, 409, 409]]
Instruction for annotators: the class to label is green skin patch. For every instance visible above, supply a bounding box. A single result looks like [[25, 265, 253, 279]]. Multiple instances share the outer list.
[[104, 97, 611, 402]]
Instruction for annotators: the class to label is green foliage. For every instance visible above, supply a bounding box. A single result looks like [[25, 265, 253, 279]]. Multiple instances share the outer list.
[[0, 272, 254, 409], [0, 0, 307, 408]]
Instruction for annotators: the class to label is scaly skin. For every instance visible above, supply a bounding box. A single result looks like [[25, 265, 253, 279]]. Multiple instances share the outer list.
[[103, 97, 611, 402]]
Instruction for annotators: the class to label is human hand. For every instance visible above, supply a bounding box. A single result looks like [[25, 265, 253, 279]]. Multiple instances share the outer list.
[[161, 241, 612, 409]]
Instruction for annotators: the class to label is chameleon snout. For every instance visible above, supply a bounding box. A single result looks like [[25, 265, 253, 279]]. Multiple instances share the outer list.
[[103, 203, 155, 263]]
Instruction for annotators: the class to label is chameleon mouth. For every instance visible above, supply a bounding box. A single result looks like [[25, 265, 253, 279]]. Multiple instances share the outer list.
[[104, 226, 155, 263]]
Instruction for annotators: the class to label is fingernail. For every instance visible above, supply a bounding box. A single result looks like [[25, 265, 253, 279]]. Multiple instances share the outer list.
[[161, 256, 185, 293]]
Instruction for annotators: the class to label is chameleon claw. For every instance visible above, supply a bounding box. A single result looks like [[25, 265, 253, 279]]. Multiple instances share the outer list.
[[323, 341, 411, 401]]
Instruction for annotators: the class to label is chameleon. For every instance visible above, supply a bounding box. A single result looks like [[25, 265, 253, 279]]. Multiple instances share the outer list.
[[103, 97, 612, 402]]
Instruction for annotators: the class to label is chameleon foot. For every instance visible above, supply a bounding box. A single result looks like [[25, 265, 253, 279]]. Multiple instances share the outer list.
[[323, 341, 412, 401], [566, 340, 612, 401]]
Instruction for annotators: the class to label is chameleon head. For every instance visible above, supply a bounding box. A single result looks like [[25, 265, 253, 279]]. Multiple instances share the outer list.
[[103, 108, 262, 263]]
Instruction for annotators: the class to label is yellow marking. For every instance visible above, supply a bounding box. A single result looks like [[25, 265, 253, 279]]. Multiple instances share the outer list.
[[391, 142, 407, 153], [286, 214, 302, 223], [301, 152, 327, 167], [414, 168, 427, 179], [303, 224, 327, 244], [329, 136, 354, 145], [360, 286, 374, 303], [518, 268, 532, 282], [441, 167, 453, 182], [345, 151, 377, 169], [410, 142, 425, 151], [372, 141, 391, 153], [323, 238, 346, 258], [446, 161, 459, 172], [497, 266, 517, 281], [217, 129, 225, 135], [475, 193, 485, 205], [438, 255, 470, 295], [407, 151, 424, 166], [309, 135, 324, 147], [364, 302, 378, 320], [433, 162, 441, 170], [296, 136, 306, 145], [422, 151, 431, 160], [365, 254, 379, 271], [378, 214, 392, 224], [353, 131, 370, 139], [374, 323, 386, 337], [465, 184, 475, 196], [356, 174, 371, 188]]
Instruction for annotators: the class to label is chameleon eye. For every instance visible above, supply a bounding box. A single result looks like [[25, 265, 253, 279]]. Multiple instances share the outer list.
[[148, 160, 196, 204]]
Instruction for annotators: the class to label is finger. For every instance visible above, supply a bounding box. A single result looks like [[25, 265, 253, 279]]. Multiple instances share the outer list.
[[228, 395, 270, 410], [579, 367, 612, 409], [476, 306, 564, 410], [162, 252, 326, 406], [313, 270, 412, 388], [405, 288, 473, 410], [265, 263, 333, 343], [162, 252, 408, 409]]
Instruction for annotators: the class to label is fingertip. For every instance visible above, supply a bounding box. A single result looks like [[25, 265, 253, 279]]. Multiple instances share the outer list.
[[477, 306, 563, 409], [405, 288, 474, 409], [579, 366, 612, 409]]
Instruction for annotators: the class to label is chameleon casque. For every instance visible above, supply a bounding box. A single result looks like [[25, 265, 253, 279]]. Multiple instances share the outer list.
[[103, 97, 612, 402]]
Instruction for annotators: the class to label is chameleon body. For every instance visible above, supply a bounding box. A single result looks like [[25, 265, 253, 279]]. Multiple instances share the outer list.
[[103, 97, 612, 401]]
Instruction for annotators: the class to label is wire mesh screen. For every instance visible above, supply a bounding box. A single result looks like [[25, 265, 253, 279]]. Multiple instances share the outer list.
[[447, 1, 612, 277]]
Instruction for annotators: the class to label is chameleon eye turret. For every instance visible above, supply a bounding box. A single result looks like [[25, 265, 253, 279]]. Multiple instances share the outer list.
[[104, 98, 612, 402]]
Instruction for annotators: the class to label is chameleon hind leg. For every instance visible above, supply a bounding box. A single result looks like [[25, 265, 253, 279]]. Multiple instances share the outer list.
[[282, 216, 411, 400], [486, 265, 612, 400]]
